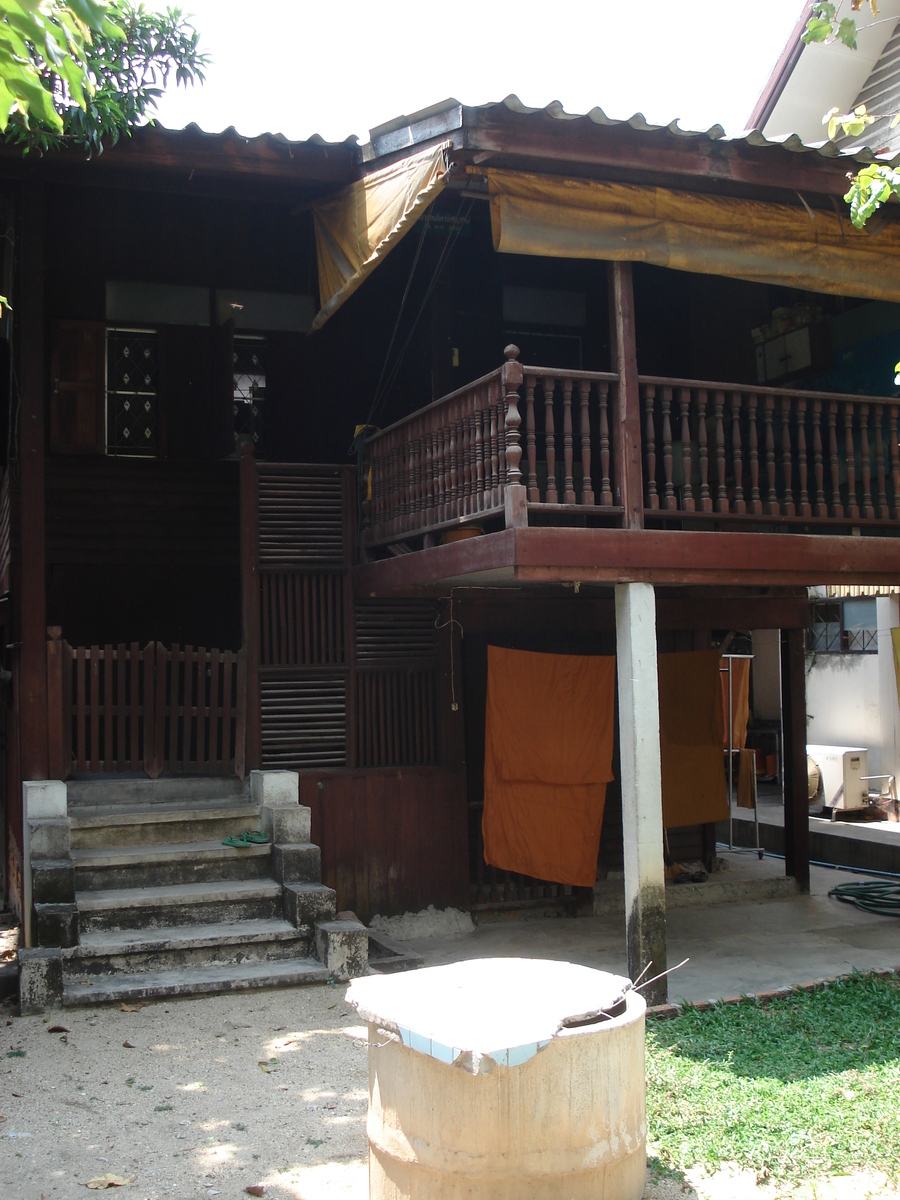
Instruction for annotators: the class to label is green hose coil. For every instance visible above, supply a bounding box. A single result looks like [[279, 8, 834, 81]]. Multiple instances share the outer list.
[[828, 879, 900, 916]]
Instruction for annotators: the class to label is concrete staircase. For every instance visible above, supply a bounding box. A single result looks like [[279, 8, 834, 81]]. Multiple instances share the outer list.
[[19, 772, 367, 1012]]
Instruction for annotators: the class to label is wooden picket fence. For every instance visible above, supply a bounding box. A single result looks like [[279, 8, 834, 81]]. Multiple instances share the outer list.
[[47, 629, 247, 779]]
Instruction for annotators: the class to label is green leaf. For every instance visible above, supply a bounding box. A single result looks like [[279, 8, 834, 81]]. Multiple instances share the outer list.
[[837, 17, 859, 49], [803, 16, 833, 43]]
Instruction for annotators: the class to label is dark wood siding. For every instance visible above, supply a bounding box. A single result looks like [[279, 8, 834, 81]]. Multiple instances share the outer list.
[[301, 765, 468, 923]]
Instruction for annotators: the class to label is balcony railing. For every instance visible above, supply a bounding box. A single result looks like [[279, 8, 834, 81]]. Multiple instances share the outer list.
[[640, 379, 900, 524], [360, 347, 900, 548]]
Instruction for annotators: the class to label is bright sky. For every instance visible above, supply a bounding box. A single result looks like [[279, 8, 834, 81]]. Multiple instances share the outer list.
[[151, 0, 806, 145]]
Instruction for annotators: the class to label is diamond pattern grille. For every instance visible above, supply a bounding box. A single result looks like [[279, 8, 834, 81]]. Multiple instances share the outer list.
[[107, 329, 158, 456], [234, 336, 266, 457]]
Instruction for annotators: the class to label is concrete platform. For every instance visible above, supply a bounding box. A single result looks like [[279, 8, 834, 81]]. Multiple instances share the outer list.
[[400, 853, 900, 1005]]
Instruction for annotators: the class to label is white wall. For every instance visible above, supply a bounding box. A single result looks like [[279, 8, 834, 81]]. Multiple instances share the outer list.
[[806, 651, 881, 766]]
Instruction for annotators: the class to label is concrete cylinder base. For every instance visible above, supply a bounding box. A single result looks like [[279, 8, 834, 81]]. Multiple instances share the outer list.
[[366, 990, 646, 1200]]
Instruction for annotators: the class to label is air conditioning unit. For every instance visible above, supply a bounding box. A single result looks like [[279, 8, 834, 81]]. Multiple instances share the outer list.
[[807, 745, 868, 812]]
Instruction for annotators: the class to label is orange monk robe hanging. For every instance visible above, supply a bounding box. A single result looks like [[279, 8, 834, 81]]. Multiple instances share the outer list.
[[720, 657, 751, 751], [658, 650, 729, 830], [482, 646, 616, 887]]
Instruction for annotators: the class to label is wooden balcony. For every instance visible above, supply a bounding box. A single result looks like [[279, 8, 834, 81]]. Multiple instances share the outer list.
[[356, 348, 900, 592]]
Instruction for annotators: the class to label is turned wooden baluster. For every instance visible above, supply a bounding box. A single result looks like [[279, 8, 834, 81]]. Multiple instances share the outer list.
[[812, 399, 827, 516], [461, 395, 473, 518], [731, 392, 746, 514], [579, 380, 594, 505], [598, 382, 613, 506], [473, 399, 485, 513], [423, 421, 433, 521], [384, 439, 393, 537], [714, 390, 729, 514], [489, 381, 500, 507], [472, 401, 481, 513], [762, 396, 778, 515], [543, 376, 558, 502], [409, 428, 420, 526], [444, 410, 455, 523], [860, 403, 874, 518], [844, 402, 858, 519], [828, 400, 843, 517], [747, 393, 762, 514], [679, 387, 694, 511], [643, 384, 659, 509], [562, 378, 576, 504], [780, 396, 795, 517], [875, 404, 888, 518], [525, 375, 539, 501], [662, 386, 676, 510], [889, 408, 900, 519], [434, 424, 445, 524], [697, 389, 712, 512], [796, 398, 811, 517]]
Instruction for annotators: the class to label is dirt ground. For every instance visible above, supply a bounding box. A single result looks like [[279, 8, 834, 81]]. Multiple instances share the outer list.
[[2, 981, 899, 1200]]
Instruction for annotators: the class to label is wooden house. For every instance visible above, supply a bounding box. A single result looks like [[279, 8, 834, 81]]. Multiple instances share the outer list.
[[4, 96, 900, 1004]]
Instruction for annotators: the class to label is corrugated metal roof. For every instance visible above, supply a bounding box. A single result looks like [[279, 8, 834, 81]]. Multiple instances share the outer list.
[[365, 94, 900, 169], [153, 120, 359, 150]]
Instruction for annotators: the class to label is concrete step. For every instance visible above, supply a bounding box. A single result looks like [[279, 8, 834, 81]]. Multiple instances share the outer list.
[[70, 803, 263, 850], [61, 956, 332, 1006], [64, 918, 313, 976], [66, 776, 249, 809], [76, 878, 284, 933], [72, 840, 273, 891]]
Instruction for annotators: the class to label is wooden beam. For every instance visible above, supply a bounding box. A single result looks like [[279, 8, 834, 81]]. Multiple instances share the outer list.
[[514, 527, 900, 586], [19, 179, 48, 782], [354, 526, 900, 593], [608, 262, 643, 529], [465, 111, 859, 200], [781, 627, 810, 891]]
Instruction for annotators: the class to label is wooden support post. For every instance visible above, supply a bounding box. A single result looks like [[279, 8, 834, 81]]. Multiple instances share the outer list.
[[608, 262, 644, 529], [781, 627, 810, 892], [239, 443, 261, 772], [19, 181, 48, 782], [615, 582, 668, 1004]]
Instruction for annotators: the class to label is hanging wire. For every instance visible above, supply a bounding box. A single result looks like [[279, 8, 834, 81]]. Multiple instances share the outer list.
[[369, 194, 475, 430], [435, 589, 465, 711]]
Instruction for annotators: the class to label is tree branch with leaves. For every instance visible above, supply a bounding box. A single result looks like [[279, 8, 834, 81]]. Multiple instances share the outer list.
[[0, 1, 207, 154]]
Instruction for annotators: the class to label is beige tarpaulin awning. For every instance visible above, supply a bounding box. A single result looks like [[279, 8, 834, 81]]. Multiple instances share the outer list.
[[487, 167, 900, 302], [311, 142, 450, 330]]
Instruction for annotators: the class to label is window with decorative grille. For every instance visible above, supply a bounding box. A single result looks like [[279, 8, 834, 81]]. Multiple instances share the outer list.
[[233, 336, 266, 457], [809, 598, 877, 654], [106, 328, 159, 456]]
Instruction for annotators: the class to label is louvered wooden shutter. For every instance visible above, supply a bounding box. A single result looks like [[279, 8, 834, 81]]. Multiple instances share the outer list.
[[258, 465, 352, 770], [50, 321, 106, 454], [354, 599, 438, 768]]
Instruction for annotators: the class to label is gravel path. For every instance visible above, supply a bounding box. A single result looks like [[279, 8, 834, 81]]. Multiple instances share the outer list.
[[2, 981, 898, 1200]]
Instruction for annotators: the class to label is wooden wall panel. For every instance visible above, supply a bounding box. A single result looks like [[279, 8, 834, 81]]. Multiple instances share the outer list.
[[300, 765, 468, 923], [46, 457, 239, 566]]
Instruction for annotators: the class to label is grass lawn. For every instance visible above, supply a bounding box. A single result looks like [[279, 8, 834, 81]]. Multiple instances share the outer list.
[[645, 971, 900, 1185]]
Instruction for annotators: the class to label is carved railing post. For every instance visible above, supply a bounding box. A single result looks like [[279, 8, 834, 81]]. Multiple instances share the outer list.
[[502, 345, 527, 529], [47, 626, 65, 780]]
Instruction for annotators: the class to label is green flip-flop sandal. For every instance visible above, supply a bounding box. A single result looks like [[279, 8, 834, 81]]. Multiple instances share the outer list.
[[223, 830, 269, 848]]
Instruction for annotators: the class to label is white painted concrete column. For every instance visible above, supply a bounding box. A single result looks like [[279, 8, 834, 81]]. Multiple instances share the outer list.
[[876, 595, 900, 785], [615, 582, 667, 1005]]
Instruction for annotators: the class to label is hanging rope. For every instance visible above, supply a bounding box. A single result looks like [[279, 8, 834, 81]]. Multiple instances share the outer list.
[[829, 879, 900, 916]]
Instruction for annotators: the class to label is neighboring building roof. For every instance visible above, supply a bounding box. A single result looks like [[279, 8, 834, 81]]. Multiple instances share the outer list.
[[843, 19, 900, 156], [749, 0, 900, 151]]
